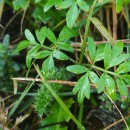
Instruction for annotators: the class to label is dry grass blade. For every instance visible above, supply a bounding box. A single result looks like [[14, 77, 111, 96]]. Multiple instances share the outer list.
[[0, 0, 4, 22], [12, 114, 29, 129], [13, 80, 18, 94], [90, 17, 115, 44]]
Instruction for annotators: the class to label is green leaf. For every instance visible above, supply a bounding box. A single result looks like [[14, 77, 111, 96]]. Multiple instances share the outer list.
[[115, 61, 130, 74], [35, 27, 46, 44], [3, 34, 10, 46], [123, 0, 130, 5], [98, 73, 106, 93], [56, 0, 73, 9], [42, 55, 54, 72], [117, 78, 128, 98], [53, 50, 69, 60], [54, 0, 62, 7], [41, 99, 74, 130], [111, 41, 123, 59], [35, 0, 41, 3], [26, 45, 41, 68], [88, 71, 99, 84], [77, 0, 90, 11], [90, 17, 115, 44], [32, 50, 52, 59], [57, 42, 74, 52], [14, 40, 30, 53], [44, 0, 55, 12], [95, 0, 112, 8], [43, 27, 57, 43], [44, 0, 62, 12], [66, 65, 88, 74], [104, 43, 112, 69], [13, 0, 21, 10], [66, 4, 79, 28], [122, 74, 130, 84], [116, 0, 123, 13], [88, 37, 96, 61], [95, 44, 105, 62], [109, 54, 130, 68], [25, 29, 36, 43], [73, 73, 90, 103], [105, 74, 116, 101], [58, 25, 78, 41]]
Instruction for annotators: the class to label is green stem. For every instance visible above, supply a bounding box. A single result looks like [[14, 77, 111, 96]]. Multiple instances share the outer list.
[[79, 0, 97, 63], [34, 65, 85, 130], [91, 65, 121, 77], [78, 0, 97, 125], [41, 44, 54, 51], [52, 19, 65, 31], [78, 103, 84, 127]]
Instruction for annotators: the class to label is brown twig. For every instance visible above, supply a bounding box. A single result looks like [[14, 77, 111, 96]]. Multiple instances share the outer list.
[[11, 0, 30, 44], [11, 77, 97, 88], [71, 39, 130, 48], [0, 12, 20, 38]]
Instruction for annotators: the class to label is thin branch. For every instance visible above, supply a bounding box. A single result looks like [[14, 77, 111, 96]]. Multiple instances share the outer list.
[[103, 114, 130, 130], [11, 77, 97, 88], [72, 39, 130, 48], [11, 0, 30, 44], [0, 12, 20, 38]]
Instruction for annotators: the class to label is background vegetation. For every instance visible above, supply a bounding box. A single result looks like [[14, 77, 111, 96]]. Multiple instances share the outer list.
[[0, 0, 130, 130]]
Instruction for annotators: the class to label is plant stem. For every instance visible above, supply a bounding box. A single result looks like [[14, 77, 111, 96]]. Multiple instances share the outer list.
[[34, 64, 85, 130], [79, 0, 97, 63], [84, 63, 122, 78], [78, 103, 84, 127], [91, 65, 121, 77], [78, 0, 97, 125]]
